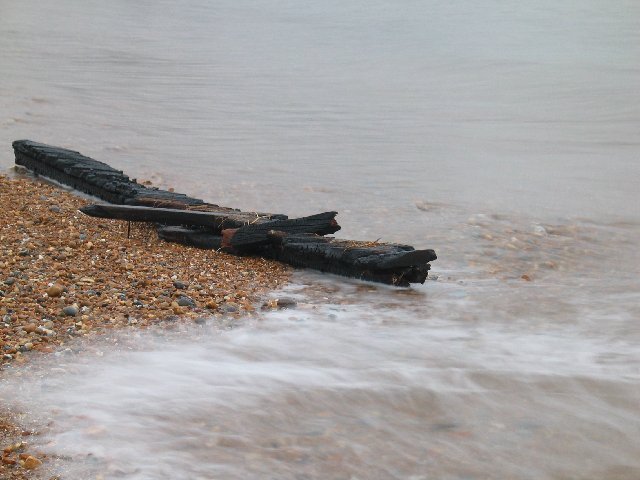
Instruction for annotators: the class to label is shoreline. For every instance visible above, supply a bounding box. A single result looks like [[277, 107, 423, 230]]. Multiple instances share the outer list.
[[0, 174, 290, 478]]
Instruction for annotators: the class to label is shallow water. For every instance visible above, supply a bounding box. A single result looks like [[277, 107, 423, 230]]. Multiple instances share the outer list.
[[1, 0, 639, 478]]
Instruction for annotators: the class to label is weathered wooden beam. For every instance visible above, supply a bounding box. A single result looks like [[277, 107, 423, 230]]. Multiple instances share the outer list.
[[225, 211, 340, 250], [156, 226, 223, 250], [12, 140, 288, 220], [264, 233, 435, 286], [13, 140, 197, 206], [154, 228, 434, 286], [79, 203, 282, 232], [13, 139, 437, 286]]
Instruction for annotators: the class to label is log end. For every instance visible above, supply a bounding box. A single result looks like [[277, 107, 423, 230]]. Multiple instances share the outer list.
[[78, 204, 106, 217]]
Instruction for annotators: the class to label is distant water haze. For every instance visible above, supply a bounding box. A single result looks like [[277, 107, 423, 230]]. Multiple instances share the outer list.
[[1, 1, 639, 479], [1, 0, 639, 230]]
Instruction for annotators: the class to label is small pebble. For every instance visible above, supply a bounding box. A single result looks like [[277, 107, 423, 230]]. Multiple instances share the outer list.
[[276, 297, 297, 309], [62, 305, 79, 316], [176, 296, 195, 307], [4, 277, 15, 286], [173, 280, 188, 289], [23, 455, 42, 469], [220, 304, 238, 313], [23, 324, 37, 334], [46, 284, 64, 297]]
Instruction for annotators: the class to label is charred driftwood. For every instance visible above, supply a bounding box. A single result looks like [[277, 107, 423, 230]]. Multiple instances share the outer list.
[[80, 204, 341, 241], [13, 140, 203, 206], [156, 228, 435, 286], [224, 211, 340, 251], [79, 204, 285, 231], [157, 226, 223, 250], [12, 140, 287, 220], [265, 233, 436, 287], [13, 139, 437, 286]]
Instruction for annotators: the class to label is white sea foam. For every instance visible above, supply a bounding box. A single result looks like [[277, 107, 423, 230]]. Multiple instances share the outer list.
[[3, 263, 640, 479]]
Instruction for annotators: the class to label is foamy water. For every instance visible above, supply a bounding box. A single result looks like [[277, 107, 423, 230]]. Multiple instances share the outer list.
[[1, 0, 639, 478], [3, 213, 639, 479], [6, 294, 640, 480]]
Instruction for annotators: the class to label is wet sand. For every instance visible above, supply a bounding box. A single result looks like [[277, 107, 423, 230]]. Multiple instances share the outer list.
[[0, 174, 290, 477]]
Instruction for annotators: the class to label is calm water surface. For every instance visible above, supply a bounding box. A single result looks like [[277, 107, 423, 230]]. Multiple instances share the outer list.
[[1, 1, 639, 479]]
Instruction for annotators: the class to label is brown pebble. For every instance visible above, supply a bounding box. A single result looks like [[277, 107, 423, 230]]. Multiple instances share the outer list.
[[46, 283, 65, 297], [23, 324, 37, 334], [22, 455, 42, 469]]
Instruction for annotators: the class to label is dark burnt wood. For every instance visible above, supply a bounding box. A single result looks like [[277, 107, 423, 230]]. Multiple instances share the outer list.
[[226, 211, 340, 250], [156, 226, 223, 250], [12, 140, 287, 220], [13, 139, 437, 286], [264, 233, 435, 286], [79, 203, 284, 232]]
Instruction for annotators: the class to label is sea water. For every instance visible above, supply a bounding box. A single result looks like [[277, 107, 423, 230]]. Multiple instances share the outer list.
[[1, 1, 639, 478]]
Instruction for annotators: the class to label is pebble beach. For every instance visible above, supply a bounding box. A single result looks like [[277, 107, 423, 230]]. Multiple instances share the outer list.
[[0, 173, 290, 478]]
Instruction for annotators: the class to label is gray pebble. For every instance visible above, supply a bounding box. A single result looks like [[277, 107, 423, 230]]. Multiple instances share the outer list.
[[62, 305, 79, 316], [220, 304, 238, 313], [276, 297, 297, 309], [4, 277, 15, 286], [173, 280, 188, 290], [177, 296, 196, 307], [49, 205, 61, 213]]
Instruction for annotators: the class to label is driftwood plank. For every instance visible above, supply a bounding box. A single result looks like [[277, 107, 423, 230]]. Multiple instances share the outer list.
[[353, 248, 436, 269], [79, 204, 282, 231], [265, 233, 435, 286], [156, 226, 223, 250], [13, 139, 437, 286], [226, 211, 341, 250], [12, 140, 287, 220]]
